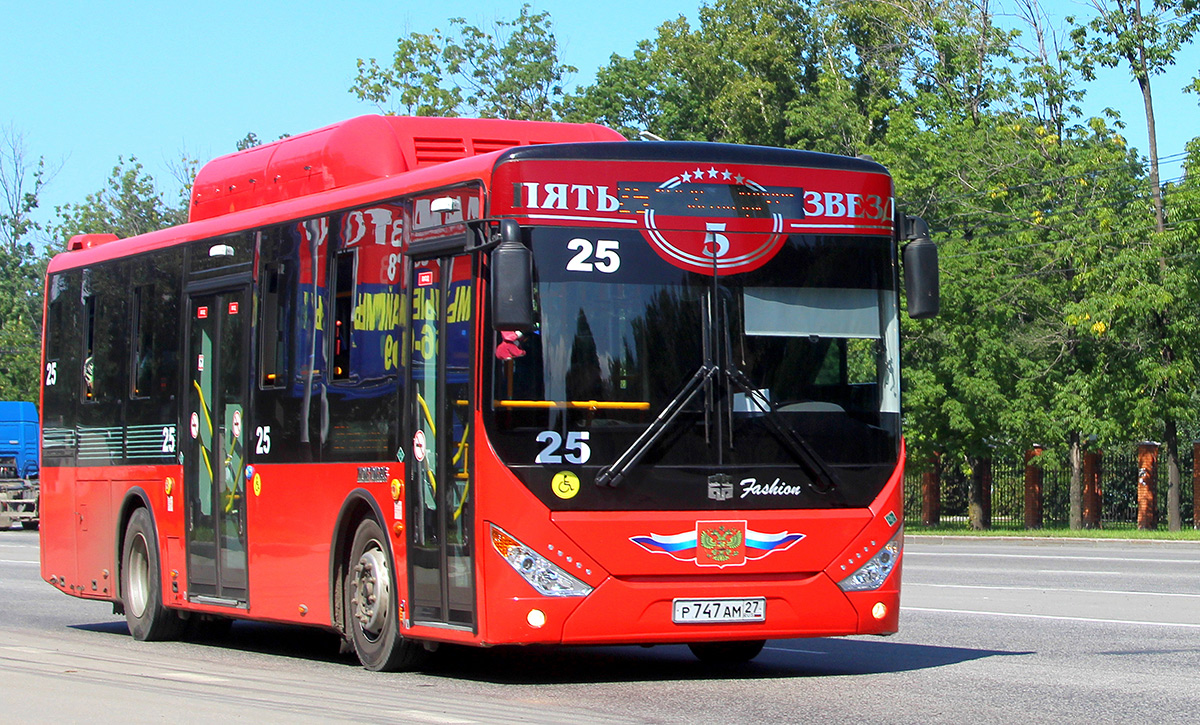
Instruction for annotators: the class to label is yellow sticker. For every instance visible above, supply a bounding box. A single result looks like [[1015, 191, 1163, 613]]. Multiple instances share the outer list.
[[164, 476, 175, 496], [253, 473, 262, 497], [391, 479, 403, 501], [552, 471, 581, 500]]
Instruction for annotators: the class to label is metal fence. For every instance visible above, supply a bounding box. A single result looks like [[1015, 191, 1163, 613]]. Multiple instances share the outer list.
[[903, 448, 1198, 529]]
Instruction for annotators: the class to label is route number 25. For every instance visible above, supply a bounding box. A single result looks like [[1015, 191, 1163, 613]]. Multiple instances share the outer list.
[[566, 238, 621, 273], [536, 431, 591, 464]]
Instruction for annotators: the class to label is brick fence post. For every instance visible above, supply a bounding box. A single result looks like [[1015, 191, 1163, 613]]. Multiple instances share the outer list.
[[1194, 442, 1200, 530], [922, 454, 941, 527], [1024, 446, 1043, 529], [1138, 442, 1159, 530], [1082, 450, 1103, 529]]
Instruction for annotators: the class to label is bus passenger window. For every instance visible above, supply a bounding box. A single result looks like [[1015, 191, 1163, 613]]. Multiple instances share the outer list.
[[331, 250, 356, 382], [83, 295, 97, 402], [131, 285, 154, 398], [259, 264, 289, 389]]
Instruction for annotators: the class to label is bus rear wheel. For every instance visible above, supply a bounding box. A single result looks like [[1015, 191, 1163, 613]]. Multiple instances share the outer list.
[[688, 639, 766, 664], [121, 508, 185, 641], [345, 518, 427, 671]]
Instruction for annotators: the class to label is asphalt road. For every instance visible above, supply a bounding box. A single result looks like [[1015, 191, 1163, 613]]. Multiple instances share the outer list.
[[2, 529, 1198, 724]]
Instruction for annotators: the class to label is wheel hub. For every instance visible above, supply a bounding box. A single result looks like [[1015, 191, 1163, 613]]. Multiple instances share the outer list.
[[351, 545, 391, 638]]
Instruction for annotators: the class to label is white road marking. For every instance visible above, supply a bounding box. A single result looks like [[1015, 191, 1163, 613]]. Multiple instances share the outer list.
[[907, 583, 1200, 598], [904, 606, 1200, 629], [909, 552, 1198, 564]]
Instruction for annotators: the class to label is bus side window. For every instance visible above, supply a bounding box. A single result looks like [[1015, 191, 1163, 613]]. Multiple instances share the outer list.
[[82, 294, 97, 403], [331, 249, 356, 382], [43, 272, 81, 463], [130, 285, 154, 399], [260, 262, 290, 389]]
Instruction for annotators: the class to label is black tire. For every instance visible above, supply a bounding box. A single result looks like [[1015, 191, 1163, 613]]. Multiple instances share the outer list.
[[345, 518, 428, 671], [121, 508, 185, 641], [21, 520, 38, 531], [688, 639, 766, 664]]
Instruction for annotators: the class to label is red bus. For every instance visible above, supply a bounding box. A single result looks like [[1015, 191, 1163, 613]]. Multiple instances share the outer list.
[[40, 115, 938, 670]]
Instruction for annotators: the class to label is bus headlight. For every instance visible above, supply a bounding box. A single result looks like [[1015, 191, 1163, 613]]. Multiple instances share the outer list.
[[490, 525, 593, 597], [837, 529, 902, 592]]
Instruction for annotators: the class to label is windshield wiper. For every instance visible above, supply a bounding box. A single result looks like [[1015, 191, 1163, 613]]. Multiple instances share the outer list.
[[723, 366, 842, 497], [594, 363, 718, 488], [593, 362, 843, 495], [597, 283, 725, 488], [596, 276, 841, 495]]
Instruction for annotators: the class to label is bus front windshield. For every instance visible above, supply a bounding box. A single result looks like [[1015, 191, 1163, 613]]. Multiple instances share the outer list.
[[486, 226, 901, 510]]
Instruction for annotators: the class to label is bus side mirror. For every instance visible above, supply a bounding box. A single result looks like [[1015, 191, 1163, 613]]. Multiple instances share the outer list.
[[491, 220, 535, 331], [902, 217, 939, 319]]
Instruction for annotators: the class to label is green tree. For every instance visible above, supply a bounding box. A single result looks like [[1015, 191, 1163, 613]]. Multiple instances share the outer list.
[[874, 1, 1157, 529], [1072, 0, 1200, 231], [0, 125, 54, 402], [566, 0, 850, 149], [53, 156, 187, 241], [236, 132, 262, 151], [1071, 0, 1200, 530], [351, 4, 576, 120]]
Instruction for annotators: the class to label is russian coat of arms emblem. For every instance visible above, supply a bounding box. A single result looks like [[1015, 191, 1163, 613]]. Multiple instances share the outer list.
[[697, 521, 746, 567]]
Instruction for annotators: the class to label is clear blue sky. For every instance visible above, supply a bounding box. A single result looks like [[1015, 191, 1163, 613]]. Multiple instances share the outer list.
[[3, 0, 1196, 237]]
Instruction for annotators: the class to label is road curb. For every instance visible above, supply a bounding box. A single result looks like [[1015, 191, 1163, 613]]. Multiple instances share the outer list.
[[907, 534, 1200, 549]]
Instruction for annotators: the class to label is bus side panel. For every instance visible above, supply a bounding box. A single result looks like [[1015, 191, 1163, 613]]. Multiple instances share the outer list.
[[243, 462, 333, 624], [73, 474, 114, 599], [39, 466, 78, 593], [64, 466, 182, 603]]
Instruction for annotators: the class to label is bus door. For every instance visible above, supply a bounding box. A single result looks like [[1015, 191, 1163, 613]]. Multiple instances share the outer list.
[[407, 252, 476, 629], [183, 285, 250, 606]]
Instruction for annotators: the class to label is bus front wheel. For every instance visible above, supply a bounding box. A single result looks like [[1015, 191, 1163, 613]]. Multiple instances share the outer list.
[[121, 508, 185, 641], [345, 518, 427, 671]]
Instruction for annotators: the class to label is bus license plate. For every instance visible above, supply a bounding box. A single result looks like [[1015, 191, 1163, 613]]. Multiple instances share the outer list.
[[672, 597, 766, 624]]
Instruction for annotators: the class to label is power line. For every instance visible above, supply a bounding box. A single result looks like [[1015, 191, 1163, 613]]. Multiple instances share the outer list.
[[926, 170, 1189, 229], [942, 215, 1200, 260], [980, 245, 1200, 283], [907, 150, 1191, 207], [919, 177, 1191, 241], [943, 233, 1200, 284]]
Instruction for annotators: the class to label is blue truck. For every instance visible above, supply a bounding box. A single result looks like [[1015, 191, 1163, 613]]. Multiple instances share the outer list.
[[0, 401, 39, 530]]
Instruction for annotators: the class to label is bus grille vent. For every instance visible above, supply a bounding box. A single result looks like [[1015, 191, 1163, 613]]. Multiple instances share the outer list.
[[413, 137, 468, 167], [472, 139, 520, 155]]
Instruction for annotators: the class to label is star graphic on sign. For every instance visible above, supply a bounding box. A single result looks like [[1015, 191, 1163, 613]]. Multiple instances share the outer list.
[[694, 167, 705, 178], [681, 171, 692, 182], [707, 167, 719, 178], [722, 170, 732, 180], [734, 174, 745, 184]]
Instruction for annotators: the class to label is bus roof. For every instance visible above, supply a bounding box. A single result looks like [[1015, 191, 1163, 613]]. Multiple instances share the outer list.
[[188, 115, 624, 223]]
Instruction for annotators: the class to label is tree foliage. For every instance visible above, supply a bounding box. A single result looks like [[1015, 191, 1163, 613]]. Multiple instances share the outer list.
[[0, 125, 53, 402], [53, 157, 187, 241], [1067, 0, 1200, 529], [351, 4, 576, 120]]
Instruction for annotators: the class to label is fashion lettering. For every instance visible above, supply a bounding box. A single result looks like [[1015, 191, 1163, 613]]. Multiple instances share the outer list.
[[740, 477, 804, 498]]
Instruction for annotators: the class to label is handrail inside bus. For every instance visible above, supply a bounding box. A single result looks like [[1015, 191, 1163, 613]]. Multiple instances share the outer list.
[[493, 400, 651, 411]]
